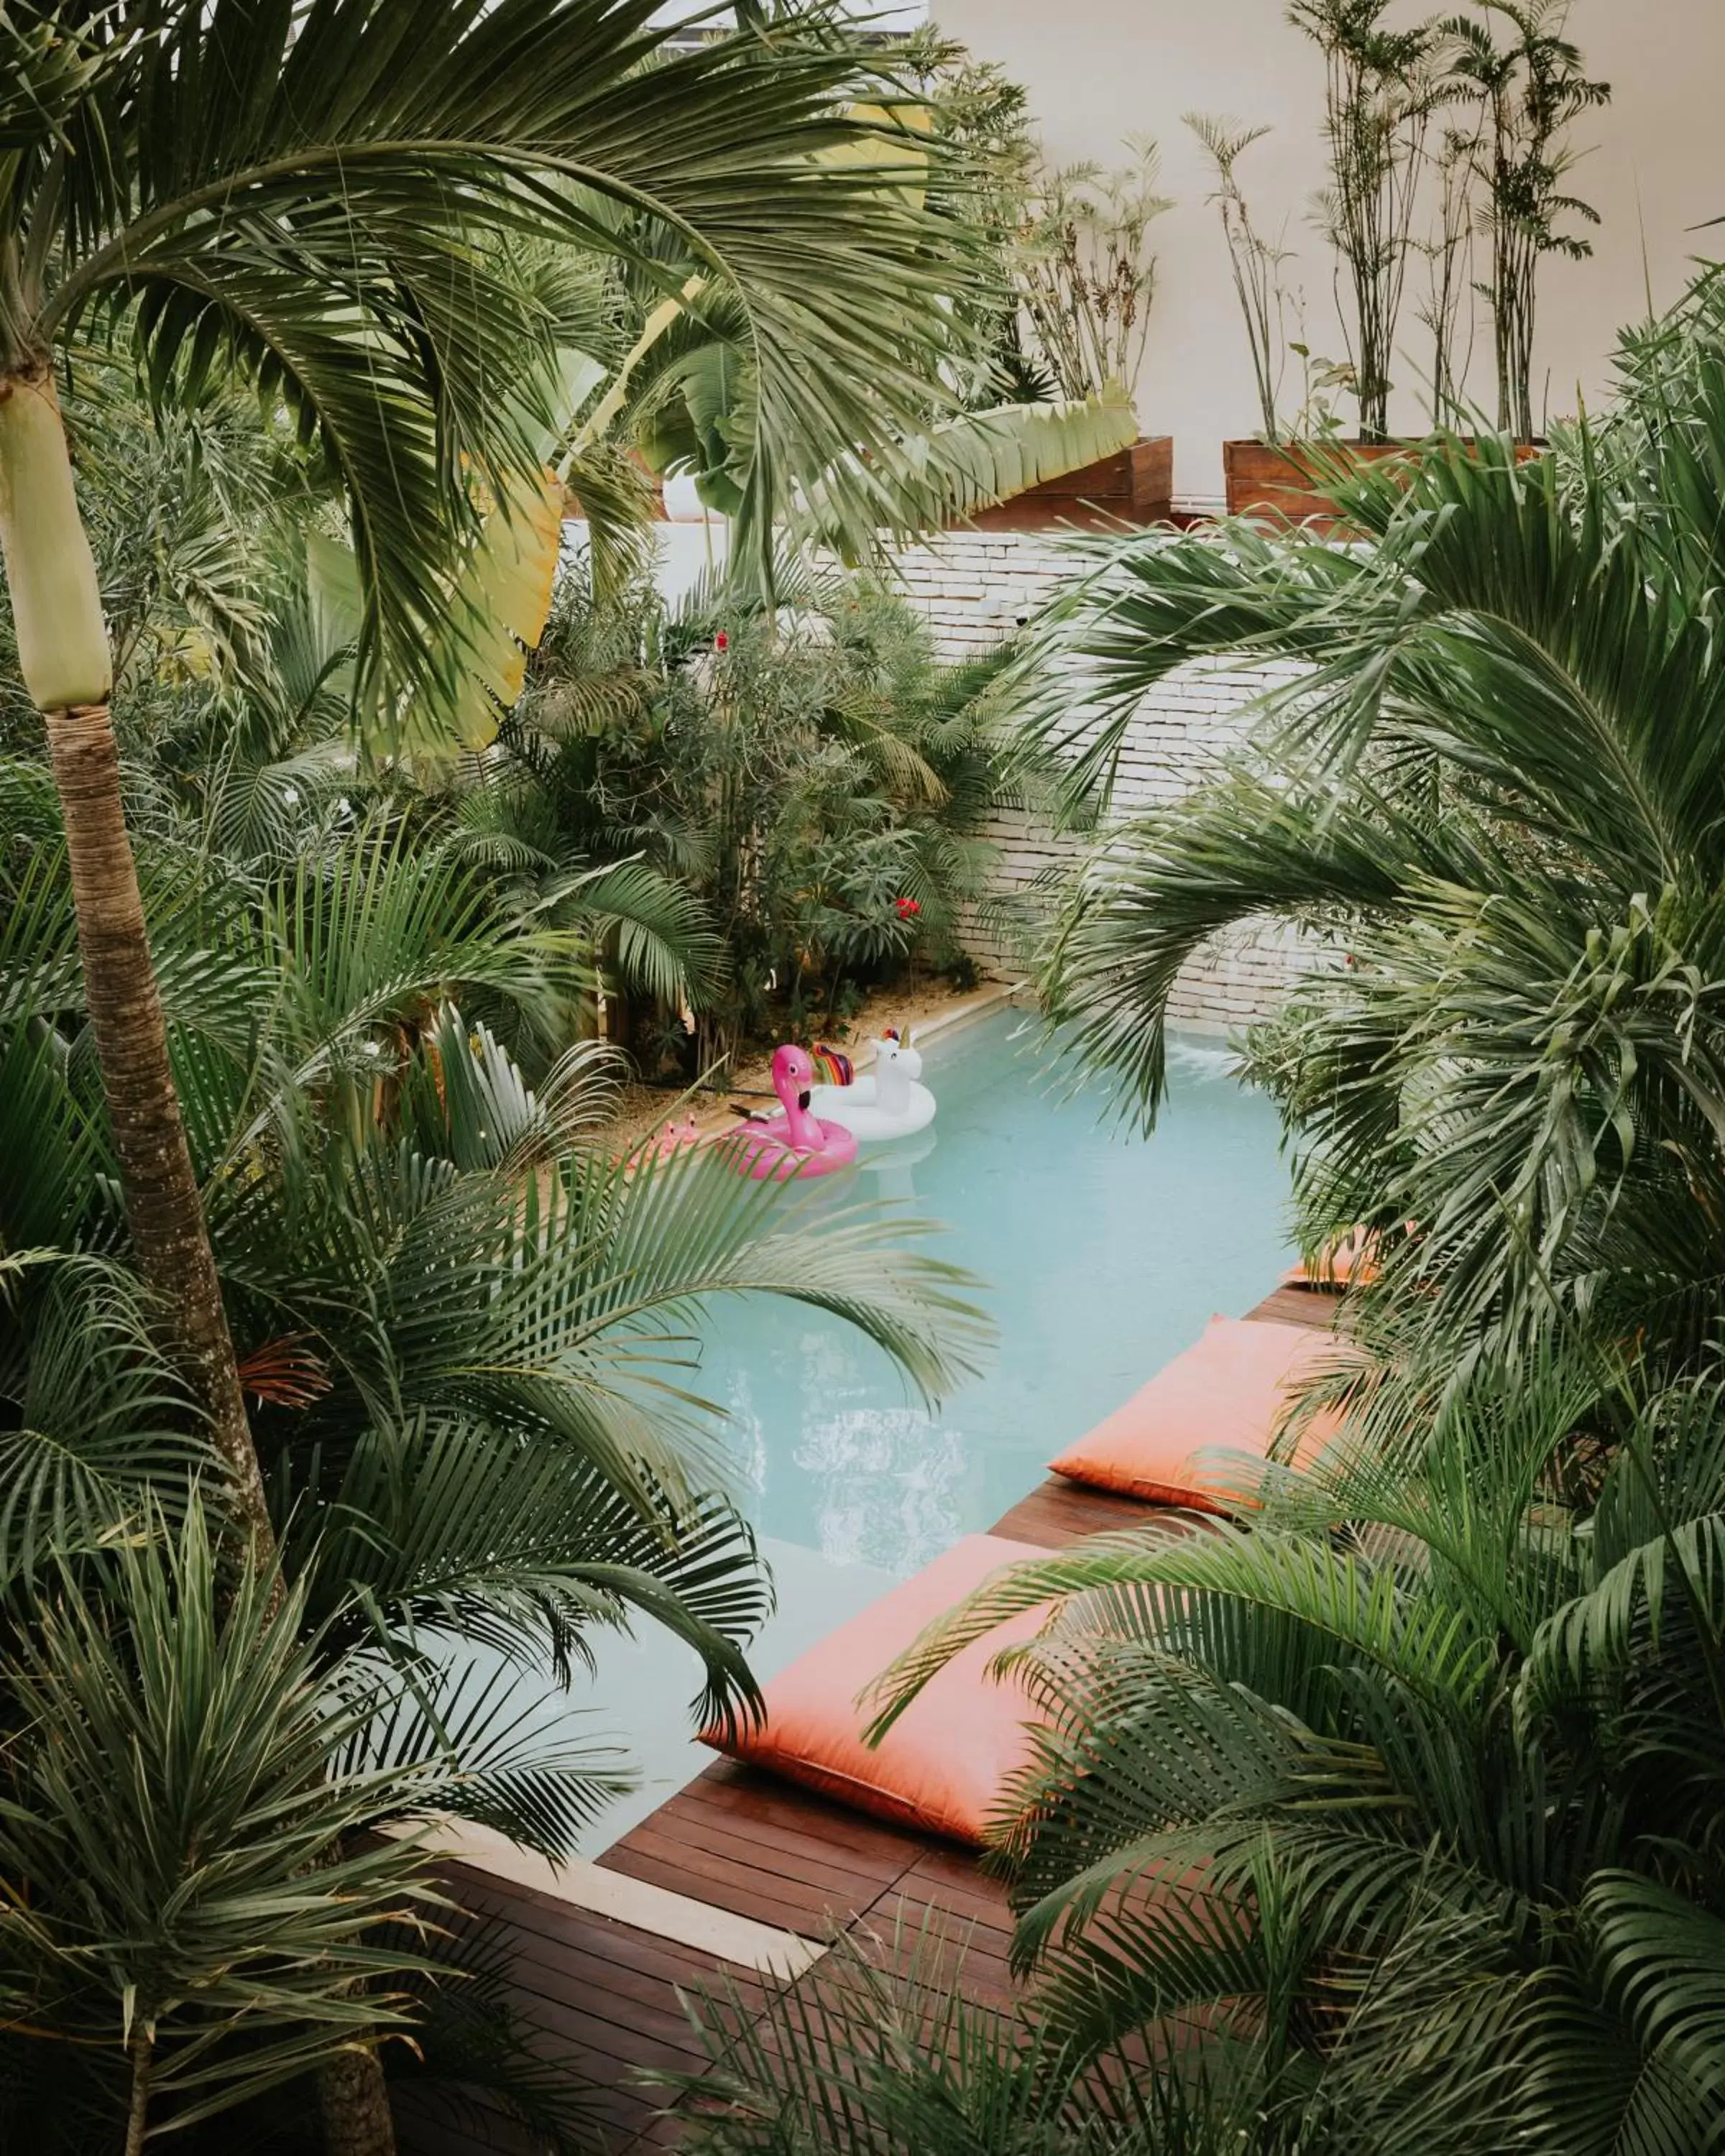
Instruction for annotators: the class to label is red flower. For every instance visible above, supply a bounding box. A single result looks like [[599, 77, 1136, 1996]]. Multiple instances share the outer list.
[[895, 896, 921, 920], [714, 630, 730, 653]]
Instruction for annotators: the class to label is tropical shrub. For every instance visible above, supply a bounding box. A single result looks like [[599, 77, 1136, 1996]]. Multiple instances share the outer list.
[[653, 262, 1725, 2156], [0, 768, 988, 2142], [501, 565, 1023, 1070], [0, 0, 987, 1565], [1022, 267, 1725, 1389], [1180, 4, 1609, 446], [824, 1344, 1725, 2155], [668, 1922, 1271, 2155], [0, 223, 993, 2156], [0, 1498, 443, 2156]]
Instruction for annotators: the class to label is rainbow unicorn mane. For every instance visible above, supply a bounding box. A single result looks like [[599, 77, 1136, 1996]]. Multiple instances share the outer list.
[[809, 1044, 853, 1087]]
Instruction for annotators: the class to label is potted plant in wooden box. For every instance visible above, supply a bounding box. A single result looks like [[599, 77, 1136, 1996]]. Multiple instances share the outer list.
[[960, 133, 1177, 528], [1205, 0, 1440, 522], [1201, 0, 1608, 528]]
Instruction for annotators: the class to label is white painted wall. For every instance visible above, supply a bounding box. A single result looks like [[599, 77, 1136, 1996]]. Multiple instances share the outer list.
[[934, 0, 1718, 508]]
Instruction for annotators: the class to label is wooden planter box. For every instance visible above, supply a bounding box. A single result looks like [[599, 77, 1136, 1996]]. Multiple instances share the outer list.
[[1224, 438, 1545, 531], [961, 435, 1174, 533]]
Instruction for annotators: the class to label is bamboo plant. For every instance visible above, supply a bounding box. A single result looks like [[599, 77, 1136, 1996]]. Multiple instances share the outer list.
[[1186, 114, 1294, 441], [1288, 0, 1443, 442], [1417, 120, 1484, 427], [1015, 141, 1174, 403], [1443, 0, 1611, 442]]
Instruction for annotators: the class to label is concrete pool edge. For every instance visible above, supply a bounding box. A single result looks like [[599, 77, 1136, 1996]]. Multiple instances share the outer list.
[[903, 976, 1027, 1049], [392, 1820, 829, 1979]]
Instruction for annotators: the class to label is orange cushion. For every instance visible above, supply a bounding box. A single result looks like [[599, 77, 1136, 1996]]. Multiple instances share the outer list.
[[1283, 1225, 1379, 1289], [1049, 1316, 1343, 1511], [702, 1534, 1049, 1846]]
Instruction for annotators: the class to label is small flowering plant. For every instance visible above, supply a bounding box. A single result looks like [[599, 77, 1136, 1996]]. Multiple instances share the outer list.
[[894, 896, 921, 921]]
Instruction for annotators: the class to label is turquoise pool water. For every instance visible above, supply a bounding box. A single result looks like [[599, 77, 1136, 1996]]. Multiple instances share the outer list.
[[699, 1005, 1297, 1577]]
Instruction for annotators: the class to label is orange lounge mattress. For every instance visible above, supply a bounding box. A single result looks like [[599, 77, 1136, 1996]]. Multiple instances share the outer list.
[[703, 1532, 1049, 1846], [1049, 1314, 1345, 1510]]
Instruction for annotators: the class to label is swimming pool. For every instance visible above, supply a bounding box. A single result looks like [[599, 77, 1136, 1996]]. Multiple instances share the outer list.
[[565, 1003, 1297, 1846], [700, 1005, 1294, 1576]]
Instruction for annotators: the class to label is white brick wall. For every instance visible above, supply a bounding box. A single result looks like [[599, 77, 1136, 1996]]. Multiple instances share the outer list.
[[895, 530, 1312, 1034]]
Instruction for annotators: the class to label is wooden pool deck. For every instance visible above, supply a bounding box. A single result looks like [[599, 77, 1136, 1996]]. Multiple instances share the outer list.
[[392, 1284, 1337, 2156]]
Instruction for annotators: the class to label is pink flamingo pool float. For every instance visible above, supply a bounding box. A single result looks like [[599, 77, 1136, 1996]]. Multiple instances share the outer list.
[[723, 1044, 858, 1181]]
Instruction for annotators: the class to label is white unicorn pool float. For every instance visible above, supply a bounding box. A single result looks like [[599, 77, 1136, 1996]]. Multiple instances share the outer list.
[[809, 1030, 937, 1143]]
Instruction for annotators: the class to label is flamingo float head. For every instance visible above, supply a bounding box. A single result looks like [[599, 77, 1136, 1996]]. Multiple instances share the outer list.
[[771, 1044, 820, 1148]]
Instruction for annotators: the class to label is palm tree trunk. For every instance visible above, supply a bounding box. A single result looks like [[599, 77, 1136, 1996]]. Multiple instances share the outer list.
[[0, 365, 273, 1551], [124, 2027, 154, 2156], [318, 2047, 397, 2156], [42, 702, 274, 1546]]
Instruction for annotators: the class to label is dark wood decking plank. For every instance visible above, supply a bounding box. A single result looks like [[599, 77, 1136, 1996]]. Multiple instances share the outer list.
[[602, 1823, 891, 1927], [635, 1759, 937, 1867], [991, 1474, 1192, 1546], [394, 2088, 550, 2156], [609, 1802, 916, 1899], [493, 1978, 712, 2076], [481, 1933, 751, 2052], [598, 1841, 872, 1935], [1247, 1282, 1342, 1329], [441, 1864, 762, 1985]]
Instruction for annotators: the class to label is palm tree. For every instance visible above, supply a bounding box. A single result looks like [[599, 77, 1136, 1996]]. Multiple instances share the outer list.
[[0, 1462, 648, 2154], [0, 849, 992, 2147], [0, 1493, 446, 2155], [857, 1345, 1725, 2152], [0, 740, 990, 2152], [1020, 270, 1725, 1379], [0, 775, 988, 1694], [0, 0, 985, 1544]]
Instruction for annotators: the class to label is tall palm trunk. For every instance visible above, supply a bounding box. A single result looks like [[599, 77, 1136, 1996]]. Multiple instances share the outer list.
[[1, 369, 400, 2155], [319, 2047, 400, 2156], [0, 364, 274, 1549], [124, 2027, 153, 2156]]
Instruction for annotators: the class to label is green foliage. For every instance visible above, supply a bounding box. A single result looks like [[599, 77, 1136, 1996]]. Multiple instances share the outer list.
[[0, 1498, 444, 2144], [0, 729, 990, 2136], [1186, 114, 1292, 441], [508, 563, 1023, 1067], [1288, 0, 1442, 442], [829, 1348, 1725, 2153], [666, 1922, 1282, 2155], [901, 32, 1170, 413], [1023, 270, 1725, 1386], [727, 260, 1725, 2156], [1443, 1, 1613, 441], [2, 0, 995, 710], [1013, 147, 1174, 407], [0, 291, 995, 2156]]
